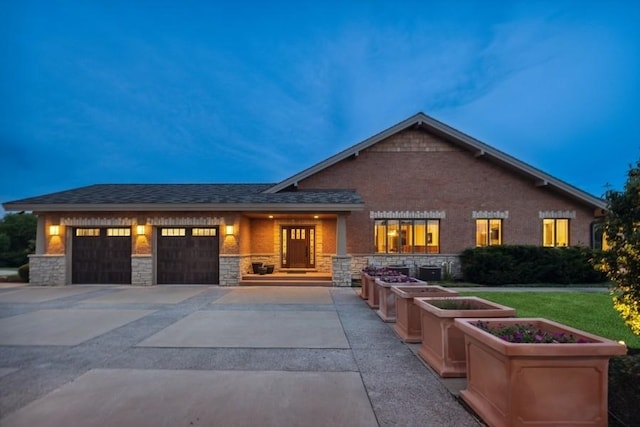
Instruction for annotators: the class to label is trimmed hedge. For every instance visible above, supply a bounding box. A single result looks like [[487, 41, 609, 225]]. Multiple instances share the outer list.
[[460, 245, 607, 285]]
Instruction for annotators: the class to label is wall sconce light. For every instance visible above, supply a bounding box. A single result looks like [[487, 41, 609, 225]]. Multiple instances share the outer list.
[[49, 225, 60, 236], [225, 225, 234, 236], [136, 225, 146, 236]]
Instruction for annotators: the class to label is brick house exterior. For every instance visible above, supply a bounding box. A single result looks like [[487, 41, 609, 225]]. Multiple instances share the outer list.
[[3, 113, 606, 286]]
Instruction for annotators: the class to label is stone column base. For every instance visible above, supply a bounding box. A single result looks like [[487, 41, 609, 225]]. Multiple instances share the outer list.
[[219, 255, 241, 286], [332, 255, 352, 287], [131, 255, 153, 286], [28, 254, 66, 286]]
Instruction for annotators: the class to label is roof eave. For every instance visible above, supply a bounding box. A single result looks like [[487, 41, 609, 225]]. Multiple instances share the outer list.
[[266, 112, 606, 210], [4, 203, 365, 213]]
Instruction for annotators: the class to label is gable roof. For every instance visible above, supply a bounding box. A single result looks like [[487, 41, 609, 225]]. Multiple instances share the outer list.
[[3, 184, 364, 212], [265, 112, 606, 210]]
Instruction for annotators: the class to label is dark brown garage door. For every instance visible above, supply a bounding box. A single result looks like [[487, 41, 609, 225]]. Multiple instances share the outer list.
[[157, 227, 219, 284], [72, 228, 132, 284]]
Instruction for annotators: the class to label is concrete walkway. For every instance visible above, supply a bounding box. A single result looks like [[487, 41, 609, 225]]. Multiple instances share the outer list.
[[0, 284, 480, 427]]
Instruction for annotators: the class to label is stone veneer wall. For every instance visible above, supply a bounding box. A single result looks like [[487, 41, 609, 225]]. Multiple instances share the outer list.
[[28, 254, 66, 286], [131, 255, 153, 286], [351, 254, 462, 280], [219, 255, 241, 286], [332, 255, 352, 287]]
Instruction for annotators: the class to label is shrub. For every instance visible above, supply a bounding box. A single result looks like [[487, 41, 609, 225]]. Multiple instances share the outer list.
[[460, 245, 606, 285], [17, 263, 29, 282]]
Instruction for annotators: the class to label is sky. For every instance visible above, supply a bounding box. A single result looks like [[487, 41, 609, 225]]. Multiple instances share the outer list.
[[1, 0, 639, 214]]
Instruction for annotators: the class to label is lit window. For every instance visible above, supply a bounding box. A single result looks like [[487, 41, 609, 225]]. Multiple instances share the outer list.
[[192, 228, 217, 237], [374, 219, 440, 253], [543, 219, 569, 247], [107, 228, 131, 237], [476, 219, 502, 247], [161, 228, 186, 237], [76, 228, 100, 237]]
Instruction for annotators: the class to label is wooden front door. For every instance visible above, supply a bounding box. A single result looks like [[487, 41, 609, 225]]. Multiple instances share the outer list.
[[282, 226, 315, 269]]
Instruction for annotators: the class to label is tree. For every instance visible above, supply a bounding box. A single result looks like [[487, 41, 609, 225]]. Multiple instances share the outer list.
[[601, 160, 640, 335], [0, 213, 37, 267]]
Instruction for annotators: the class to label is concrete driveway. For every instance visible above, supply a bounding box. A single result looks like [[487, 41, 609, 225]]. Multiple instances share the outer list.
[[0, 284, 480, 426]]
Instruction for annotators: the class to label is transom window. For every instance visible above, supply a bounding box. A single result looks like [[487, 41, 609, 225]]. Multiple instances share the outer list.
[[161, 228, 186, 237], [75, 228, 100, 237], [374, 219, 440, 253], [106, 228, 131, 237], [543, 218, 569, 247], [192, 228, 217, 237], [476, 219, 502, 247]]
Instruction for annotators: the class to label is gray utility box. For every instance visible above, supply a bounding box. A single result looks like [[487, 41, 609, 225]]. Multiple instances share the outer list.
[[418, 266, 442, 281]]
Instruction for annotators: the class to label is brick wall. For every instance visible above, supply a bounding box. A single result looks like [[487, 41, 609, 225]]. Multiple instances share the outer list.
[[297, 128, 596, 254]]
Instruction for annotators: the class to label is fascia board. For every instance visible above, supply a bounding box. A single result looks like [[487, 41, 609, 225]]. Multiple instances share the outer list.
[[4, 203, 365, 212]]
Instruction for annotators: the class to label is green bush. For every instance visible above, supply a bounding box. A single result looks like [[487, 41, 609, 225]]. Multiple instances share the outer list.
[[460, 245, 607, 285], [17, 263, 29, 282]]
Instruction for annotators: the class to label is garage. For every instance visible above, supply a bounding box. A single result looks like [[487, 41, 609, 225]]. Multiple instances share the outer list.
[[72, 228, 132, 284], [157, 227, 219, 284]]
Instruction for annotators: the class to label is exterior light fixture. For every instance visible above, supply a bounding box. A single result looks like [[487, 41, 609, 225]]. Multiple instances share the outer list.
[[313, 215, 319, 219], [49, 225, 60, 236], [225, 225, 234, 236], [268, 215, 274, 219], [136, 225, 146, 235]]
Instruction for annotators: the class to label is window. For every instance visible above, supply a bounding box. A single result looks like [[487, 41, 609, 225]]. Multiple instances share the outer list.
[[161, 228, 186, 237], [476, 219, 502, 247], [76, 228, 100, 237], [374, 219, 440, 253], [107, 228, 131, 237], [543, 219, 569, 247], [192, 228, 217, 237]]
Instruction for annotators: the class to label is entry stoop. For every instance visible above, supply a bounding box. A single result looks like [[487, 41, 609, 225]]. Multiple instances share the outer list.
[[240, 272, 333, 287]]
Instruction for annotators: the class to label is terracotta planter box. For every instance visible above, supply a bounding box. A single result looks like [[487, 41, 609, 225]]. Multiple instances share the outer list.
[[390, 286, 459, 342], [414, 297, 516, 378], [359, 272, 372, 300], [374, 277, 426, 322], [455, 318, 627, 427]]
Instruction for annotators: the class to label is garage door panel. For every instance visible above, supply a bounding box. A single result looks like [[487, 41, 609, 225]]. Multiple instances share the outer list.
[[157, 227, 219, 284], [72, 229, 132, 284]]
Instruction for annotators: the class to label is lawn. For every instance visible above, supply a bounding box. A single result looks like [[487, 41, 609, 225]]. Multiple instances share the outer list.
[[459, 291, 640, 350]]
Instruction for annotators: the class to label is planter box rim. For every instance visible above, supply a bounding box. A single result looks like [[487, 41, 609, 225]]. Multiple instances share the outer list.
[[414, 296, 516, 318], [374, 277, 425, 287], [455, 317, 628, 356], [391, 285, 457, 298]]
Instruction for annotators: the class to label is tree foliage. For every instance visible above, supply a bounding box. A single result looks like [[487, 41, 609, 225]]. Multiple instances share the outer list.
[[601, 160, 640, 335], [0, 213, 37, 267]]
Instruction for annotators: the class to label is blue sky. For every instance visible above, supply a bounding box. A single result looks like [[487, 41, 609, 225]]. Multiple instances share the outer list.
[[2, 1, 639, 213]]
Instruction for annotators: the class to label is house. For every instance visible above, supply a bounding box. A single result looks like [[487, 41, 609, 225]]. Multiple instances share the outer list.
[[3, 112, 606, 286]]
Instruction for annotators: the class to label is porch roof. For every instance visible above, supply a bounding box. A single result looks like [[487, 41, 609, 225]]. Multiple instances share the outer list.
[[3, 184, 364, 212]]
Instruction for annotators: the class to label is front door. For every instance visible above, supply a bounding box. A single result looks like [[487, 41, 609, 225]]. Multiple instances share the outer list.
[[282, 226, 315, 269]]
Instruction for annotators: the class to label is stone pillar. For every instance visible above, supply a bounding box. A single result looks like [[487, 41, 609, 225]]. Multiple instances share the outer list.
[[28, 254, 66, 286], [332, 255, 352, 287], [35, 215, 46, 255], [336, 214, 347, 256], [131, 255, 153, 286], [219, 255, 241, 286]]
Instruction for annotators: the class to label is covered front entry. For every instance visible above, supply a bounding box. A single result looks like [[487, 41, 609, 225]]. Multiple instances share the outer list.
[[157, 227, 220, 284], [281, 226, 315, 269], [72, 227, 132, 284]]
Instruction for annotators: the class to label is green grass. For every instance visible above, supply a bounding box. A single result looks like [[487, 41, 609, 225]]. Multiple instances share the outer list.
[[459, 291, 640, 350]]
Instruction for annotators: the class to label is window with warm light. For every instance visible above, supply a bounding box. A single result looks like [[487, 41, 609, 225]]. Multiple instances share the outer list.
[[476, 219, 502, 247], [107, 228, 130, 237], [374, 219, 440, 253], [543, 218, 569, 247], [193, 228, 217, 237]]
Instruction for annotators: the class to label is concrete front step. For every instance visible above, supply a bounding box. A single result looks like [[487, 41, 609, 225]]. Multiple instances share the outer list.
[[240, 273, 333, 287]]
